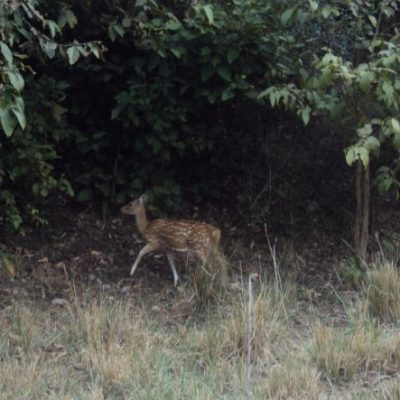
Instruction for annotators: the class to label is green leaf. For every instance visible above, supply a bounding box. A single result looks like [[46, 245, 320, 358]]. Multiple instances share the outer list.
[[92, 131, 107, 140], [368, 15, 377, 27], [203, 5, 214, 25], [301, 106, 311, 126], [66, 9, 78, 28], [132, 177, 142, 190], [77, 46, 90, 57], [201, 65, 214, 82], [217, 65, 232, 82], [0, 108, 17, 137], [46, 20, 60, 38], [321, 5, 338, 18], [201, 47, 212, 56], [270, 92, 276, 106], [6, 71, 24, 91], [364, 136, 380, 153], [370, 119, 382, 125], [345, 147, 355, 166], [76, 187, 94, 202], [32, 183, 40, 197], [113, 24, 125, 38], [356, 147, 369, 167], [51, 104, 66, 122], [67, 47, 80, 65], [111, 108, 119, 120], [376, 167, 393, 194], [257, 87, 272, 100], [207, 91, 217, 104], [393, 132, 400, 150], [0, 42, 13, 64], [391, 118, 400, 134], [11, 107, 26, 130], [227, 48, 239, 64], [108, 25, 117, 42], [42, 42, 58, 59], [221, 87, 234, 102], [14, 96, 25, 113], [321, 53, 339, 66], [309, 0, 318, 11], [382, 81, 394, 98], [59, 179, 74, 196], [170, 47, 185, 59], [165, 19, 181, 30], [281, 8, 295, 24], [359, 71, 375, 92], [88, 43, 101, 59], [122, 17, 132, 28], [357, 124, 373, 138]]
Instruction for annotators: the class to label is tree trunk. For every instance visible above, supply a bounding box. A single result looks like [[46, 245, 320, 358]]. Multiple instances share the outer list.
[[354, 160, 370, 261]]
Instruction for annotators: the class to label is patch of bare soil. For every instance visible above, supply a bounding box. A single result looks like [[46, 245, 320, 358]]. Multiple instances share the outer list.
[[0, 198, 399, 310], [0, 201, 178, 306]]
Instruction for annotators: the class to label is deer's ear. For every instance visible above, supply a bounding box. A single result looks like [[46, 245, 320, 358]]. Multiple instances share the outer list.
[[139, 194, 148, 205]]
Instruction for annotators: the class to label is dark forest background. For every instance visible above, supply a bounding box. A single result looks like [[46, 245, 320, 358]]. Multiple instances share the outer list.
[[1, 0, 400, 261]]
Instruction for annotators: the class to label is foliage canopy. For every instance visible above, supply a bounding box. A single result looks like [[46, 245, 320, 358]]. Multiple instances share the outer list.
[[1, 0, 400, 239]]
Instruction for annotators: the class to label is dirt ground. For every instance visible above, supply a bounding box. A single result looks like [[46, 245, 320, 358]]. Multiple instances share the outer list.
[[2, 200, 400, 399], [0, 197, 399, 309]]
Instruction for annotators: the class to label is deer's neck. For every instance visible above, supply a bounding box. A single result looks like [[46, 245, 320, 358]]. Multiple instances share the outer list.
[[135, 208, 149, 234]]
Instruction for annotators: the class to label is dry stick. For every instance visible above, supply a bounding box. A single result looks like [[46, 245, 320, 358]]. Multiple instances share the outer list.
[[264, 224, 281, 290], [245, 273, 258, 399], [374, 231, 384, 255], [360, 163, 370, 260]]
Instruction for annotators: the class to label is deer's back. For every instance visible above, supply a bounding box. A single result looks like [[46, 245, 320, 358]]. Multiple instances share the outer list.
[[144, 219, 220, 252]]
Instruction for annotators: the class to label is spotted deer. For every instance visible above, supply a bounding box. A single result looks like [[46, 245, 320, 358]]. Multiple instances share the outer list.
[[121, 194, 228, 286]]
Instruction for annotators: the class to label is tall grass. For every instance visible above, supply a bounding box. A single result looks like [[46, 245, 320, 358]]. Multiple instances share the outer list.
[[311, 306, 400, 383], [0, 279, 310, 399], [364, 257, 400, 323], [2, 251, 400, 399]]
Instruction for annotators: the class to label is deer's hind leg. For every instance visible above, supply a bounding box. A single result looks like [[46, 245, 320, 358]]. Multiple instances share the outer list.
[[166, 252, 180, 286]]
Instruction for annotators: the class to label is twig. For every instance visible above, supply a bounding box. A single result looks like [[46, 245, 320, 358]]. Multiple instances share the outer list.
[[245, 273, 258, 399], [264, 224, 281, 290]]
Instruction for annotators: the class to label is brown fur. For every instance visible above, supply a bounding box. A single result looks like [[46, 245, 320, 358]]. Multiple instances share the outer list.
[[121, 196, 228, 286]]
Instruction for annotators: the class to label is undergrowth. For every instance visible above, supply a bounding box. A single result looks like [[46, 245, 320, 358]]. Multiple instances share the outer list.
[[1, 252, 400, 399]]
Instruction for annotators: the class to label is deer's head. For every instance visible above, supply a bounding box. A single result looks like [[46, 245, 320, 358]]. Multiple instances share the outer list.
[[120, 194, 148, 215]]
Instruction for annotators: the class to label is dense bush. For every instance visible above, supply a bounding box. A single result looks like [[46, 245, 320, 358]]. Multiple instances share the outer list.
[[1, 0, 400, 253]]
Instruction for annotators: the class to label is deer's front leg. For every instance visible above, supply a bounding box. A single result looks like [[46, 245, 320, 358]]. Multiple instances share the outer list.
[[166, 252, 179, 286], [130, 242, 159, 276]]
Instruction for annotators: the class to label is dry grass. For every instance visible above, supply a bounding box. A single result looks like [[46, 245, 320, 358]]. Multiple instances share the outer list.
[[0, 279, 301, 399], [190, 249, 230, 306], [1, 254, 400, 399], [311, 317, 400, 382], [377, 380, 400, 400], [257, 361, 322, 400], [364, 257, 400, 323]]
